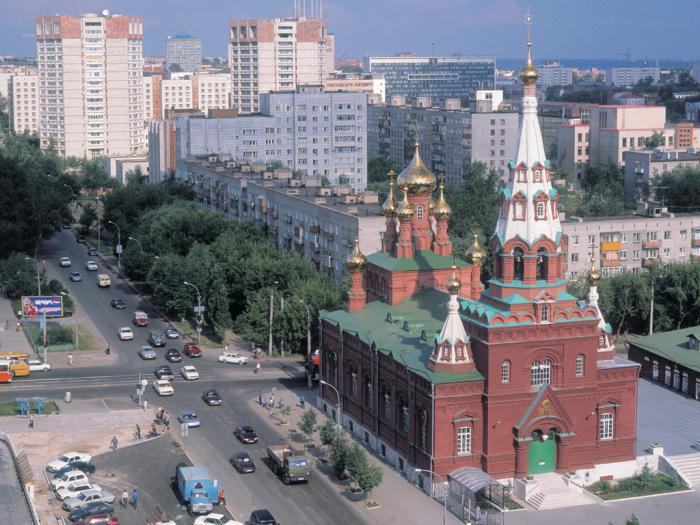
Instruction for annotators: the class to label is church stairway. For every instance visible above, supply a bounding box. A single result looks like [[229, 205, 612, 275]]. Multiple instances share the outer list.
[[527, 473, 598, 510], [666, 453, 700, 488]]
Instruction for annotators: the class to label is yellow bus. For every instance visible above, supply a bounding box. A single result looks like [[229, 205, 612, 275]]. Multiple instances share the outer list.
[[0, 352, 30, 377]]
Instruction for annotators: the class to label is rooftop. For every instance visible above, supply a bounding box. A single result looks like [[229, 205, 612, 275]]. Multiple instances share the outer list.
[[628, 326, 700, 373], [322, 288, 484, 384], [366, 250, 469, 272]]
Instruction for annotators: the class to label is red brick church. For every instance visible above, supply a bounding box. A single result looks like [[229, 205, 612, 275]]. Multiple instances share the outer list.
[[319, 34, 639, 483]]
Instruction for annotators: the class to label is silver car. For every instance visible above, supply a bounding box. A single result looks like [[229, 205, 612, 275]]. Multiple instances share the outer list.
[[138, 345, 157, 360], [62, 488, 115, 511]]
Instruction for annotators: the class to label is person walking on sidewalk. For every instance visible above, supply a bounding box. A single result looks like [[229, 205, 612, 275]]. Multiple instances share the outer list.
[[130, 489, 140, 508], [28, 414, 34, 429], [67, 354, 73, 366], [120, 490, 129, 507], [135, 424, 141, 439]]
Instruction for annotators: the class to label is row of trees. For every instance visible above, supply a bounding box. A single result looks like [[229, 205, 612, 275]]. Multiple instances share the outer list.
[[568, 262, 700, 336], [654, 167, 700, 210]]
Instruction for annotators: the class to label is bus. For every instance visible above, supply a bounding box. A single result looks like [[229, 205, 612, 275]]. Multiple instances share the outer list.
[[0, 360, 12, 383], [0, 352, 30, 377]]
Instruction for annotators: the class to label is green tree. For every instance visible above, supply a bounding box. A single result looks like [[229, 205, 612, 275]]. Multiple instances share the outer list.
[[121, 244, 155, 283], [656, 167, 700, 209], [0, 254, 41, 299], [345, 444, 369, 483], [330, 434, 350, 478], [204, 266, 233, 339], [576, 162, 631, 217], [319, 420, 337, 447], [299, 408, 317, 443], [367, 156, 397, 184], [598, 272, 650, 336], [358, 463, 384, 501], [644, 131, 664, 149], [78, 204, 98, 235], [625, 514, 640, 525]]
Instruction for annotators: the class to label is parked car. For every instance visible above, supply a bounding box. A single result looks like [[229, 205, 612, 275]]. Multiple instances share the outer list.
[[180, 365, 199, 380], [46, 452, 93, 473], [230, 452, 256, 474], [85, 261, 98, 271], [154, 365, 174, 380], [50, 470, 89, 492], [60, 257, 72, 267], [177, 411, 200, 428], [217, 352, 248, 365], [62, 488, 115, 511], [165, 348, 182, 362], [87, 246, 98, 256], [77, 235, 86, 244], [147, 331, 165, 347], [56, 481, 100, 501], [117, 327, 134, 341], [234, 425, 258, 444], [249, 510, 278, 525], [153, 379, 174, 396], [68, 504, 115, 523], [184, 342, 202, 357], [193, 513, 241, 525], [63, 223, 72, 230], [110, 298, 126, 309], [137, 345, 157, 360], [53, 461, 96, 477], [133, 311, 148, 327], [28, 359, 51, 372], [165, 327, 180, 339], [202, 389, 222, 406], [69, 271, 83, 282]]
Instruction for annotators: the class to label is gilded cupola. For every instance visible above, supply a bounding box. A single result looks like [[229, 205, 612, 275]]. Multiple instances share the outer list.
[[465, 231, 486, 267], [433, 180, 452, 220], [396, 142, 437, 195], [396, 187, 414, 220], [346, 239, 367, 273], [446, 264, 462, 295], [381, 170, 398, 216]]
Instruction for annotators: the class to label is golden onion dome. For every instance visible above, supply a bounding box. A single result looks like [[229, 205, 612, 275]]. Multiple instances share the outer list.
[[396, 187, 414, 220], [589, 254, 601, 287], [446, 264, 462, 295], [381, 170, 398, 216], [433, 180, 452, 220], [519, 41, 538, 86], [396, 142, 437, 195], [346, 239, 367, 273], [465, 231, 486, 267]]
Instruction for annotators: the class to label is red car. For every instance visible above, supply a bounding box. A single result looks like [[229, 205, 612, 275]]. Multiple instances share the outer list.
[[75, 515, 119, 525], [184, 342, 202, 357]]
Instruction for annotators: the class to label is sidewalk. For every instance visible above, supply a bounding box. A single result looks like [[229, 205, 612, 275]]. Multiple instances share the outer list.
[[0, 296, 33, 354], [251, 386, 463, 525]]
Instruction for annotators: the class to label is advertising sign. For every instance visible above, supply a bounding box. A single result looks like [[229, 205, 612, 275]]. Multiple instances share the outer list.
[[21, 296, 64, 318]]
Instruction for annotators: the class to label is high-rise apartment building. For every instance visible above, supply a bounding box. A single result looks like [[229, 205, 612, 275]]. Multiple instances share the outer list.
[[228, 17, 334, 113], [8, 74, 40, 135], [610, 67, 660, 87], [367, 55, 496, 106], [166, 35, 202, 73], [151, 73, 231, 118], [35, 12, 145, 158], [537, 61, 574, 88]]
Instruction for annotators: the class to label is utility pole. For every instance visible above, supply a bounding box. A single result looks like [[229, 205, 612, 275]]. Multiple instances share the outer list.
[[108, 220, 122, 269], [649, 278, 654, 336], [268, 281, 278, 357], [183, 282, 204, 344], [300, 299, 312, 389]]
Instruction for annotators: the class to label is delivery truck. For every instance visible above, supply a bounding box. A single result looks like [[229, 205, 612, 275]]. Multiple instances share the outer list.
[[267, 443, 311, 484], [171, 464, 220, 515]]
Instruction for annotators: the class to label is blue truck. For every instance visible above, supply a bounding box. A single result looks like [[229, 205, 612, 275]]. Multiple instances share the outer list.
[[171, 463, 220, 515]]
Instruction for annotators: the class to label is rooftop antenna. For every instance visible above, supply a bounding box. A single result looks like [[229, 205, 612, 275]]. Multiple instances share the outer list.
[[320, 0, 323, 19]]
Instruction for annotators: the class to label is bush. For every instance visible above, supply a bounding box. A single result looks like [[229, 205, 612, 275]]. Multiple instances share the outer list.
[[299, 408, 317, 441], [330, 435, 349, 478], [36, 324, 73, 345], [319, 420, 337, 446], [346, 444, 369, 483]]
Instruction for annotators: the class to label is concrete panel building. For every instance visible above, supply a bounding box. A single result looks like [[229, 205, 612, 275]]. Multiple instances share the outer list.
[[8, 74, 40, 135], [557, 123, 590, 182], [35, 12, 144, 158], [623, 149, 700, 200], [176, 155, 384, 281], [537, 62, 574, 88], [166, 35, 202, 73], [228, 17, 334, 113], [610, 67, 660, 87], [324, 73, 386, 103], [104, 155, 149, 184], [368, 55, 495, 106]]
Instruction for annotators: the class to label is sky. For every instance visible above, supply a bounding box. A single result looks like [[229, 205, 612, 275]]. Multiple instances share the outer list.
[[0, 0, 697, 62]]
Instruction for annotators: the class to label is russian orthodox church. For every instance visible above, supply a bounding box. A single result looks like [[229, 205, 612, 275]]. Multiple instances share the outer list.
[[320, 28, 638, 483]]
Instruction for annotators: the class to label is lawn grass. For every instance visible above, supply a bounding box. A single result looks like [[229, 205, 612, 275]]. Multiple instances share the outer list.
[[0, 399, 59, 416], [589, 471, 689, 500], [503, 497, 523, 510]]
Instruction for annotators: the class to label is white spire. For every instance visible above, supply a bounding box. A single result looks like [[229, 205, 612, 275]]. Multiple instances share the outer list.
[[437, 294, 469, 358]]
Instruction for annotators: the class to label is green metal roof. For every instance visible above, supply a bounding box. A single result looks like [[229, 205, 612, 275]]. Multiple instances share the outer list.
[[366, 250, 470, 272], [321, 288, 484, 384], [628, 327, 700, 373], [488, 278, 568, 289]]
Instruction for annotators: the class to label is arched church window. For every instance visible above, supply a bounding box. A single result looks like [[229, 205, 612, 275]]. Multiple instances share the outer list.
[[418, 408, 428, 450], [536, 201, 546, 219], [576, 354, 585, 377], [417, 205, 424, 221], [536, 248, 547, 280], [534, 169, 542, 182], [541, 304, 549, 322], [383, 386, 392, 420], [501, 360, 511, 383], [513, 247, 524, 280]]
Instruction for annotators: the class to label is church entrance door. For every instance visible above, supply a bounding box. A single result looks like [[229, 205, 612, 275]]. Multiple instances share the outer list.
[[528, 429, 556, 475]]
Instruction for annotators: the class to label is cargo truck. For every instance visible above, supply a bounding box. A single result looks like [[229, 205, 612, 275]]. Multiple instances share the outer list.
[[266, 443, 311, 484], [171, 463, 220, 515]]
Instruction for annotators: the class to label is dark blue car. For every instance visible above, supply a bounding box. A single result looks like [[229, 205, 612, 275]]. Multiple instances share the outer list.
[[54, 461, 96, 477], [67, 500, 114, 522]]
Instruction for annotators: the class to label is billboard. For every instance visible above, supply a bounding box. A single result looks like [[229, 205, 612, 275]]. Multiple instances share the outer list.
[[21, 296, 64, 318]]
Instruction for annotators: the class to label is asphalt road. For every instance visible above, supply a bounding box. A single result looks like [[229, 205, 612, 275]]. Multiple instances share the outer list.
[[1, 230, 370, 525]]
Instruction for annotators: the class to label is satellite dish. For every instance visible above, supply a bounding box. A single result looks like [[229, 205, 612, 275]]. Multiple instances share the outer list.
[[102, 9, 110, 16]]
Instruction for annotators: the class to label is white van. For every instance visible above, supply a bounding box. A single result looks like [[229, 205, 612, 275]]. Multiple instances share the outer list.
[[97, 274, 111, 288]]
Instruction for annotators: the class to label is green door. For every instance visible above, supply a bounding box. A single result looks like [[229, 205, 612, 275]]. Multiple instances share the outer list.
[[528, 437, 556, 474]]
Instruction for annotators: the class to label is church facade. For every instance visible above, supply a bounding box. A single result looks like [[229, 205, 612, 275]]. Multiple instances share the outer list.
[[319, 36, 639, 482]]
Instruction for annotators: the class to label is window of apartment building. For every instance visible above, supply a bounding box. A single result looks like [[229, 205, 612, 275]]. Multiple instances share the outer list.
[[681, 230, 688, 240], [577, 146, 583, 156], [681, 247, 687, 255], [633, 250, 640, 260], [664, 231, 671, 240], [457, 427, 472, 456], [646, 248, 659, 258], [622, 138, 627, 147], [588, 235, 596, 244], [599, 413, 614, 440], [621, 233, 628, 243], [571, 253, 579, 263], [578, 133, 583, 142], [572, 235, 579, 245], [664, 248, 671, 257], [620, 250, 627, 260], [647, 231, 657, 241], [633, 233, 641, 243]]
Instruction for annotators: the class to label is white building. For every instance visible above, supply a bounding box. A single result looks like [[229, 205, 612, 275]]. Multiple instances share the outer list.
[[537, 62, 574, 88], [35, 12, 145, 158], [228, 17, 334, 113], [8, 74, 40, 134], [610, 67, 660, 87]]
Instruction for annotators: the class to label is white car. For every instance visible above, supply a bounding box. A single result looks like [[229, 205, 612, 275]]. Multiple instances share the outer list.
[[60, 257, 72, 267], [50, 470, 88, 492], [56, 481, 100, 501], [153, 379, 174, 396], [28, 359, 51, 372], [118, 327, 134, 341], [46, 452, 92, 473], [217, 352, 249, 365], [85, 260, 98, 271], [181, 365, 200, 380], [193, 513, 243, 525], [62, 488, 115, 511]]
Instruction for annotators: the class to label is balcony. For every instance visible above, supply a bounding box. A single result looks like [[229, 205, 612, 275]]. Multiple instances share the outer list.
[[601, 258, 621, 268], [601, 241, 621, 252], [692, 238, 700, 247], [642, 240, 660, 250], [641, 258, 657, 268]]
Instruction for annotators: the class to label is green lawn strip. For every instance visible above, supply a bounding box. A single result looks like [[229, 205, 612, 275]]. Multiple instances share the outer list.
[[589, 473, 689, 500], [503, 497, 523, 510], [0, 400, 59, 416]]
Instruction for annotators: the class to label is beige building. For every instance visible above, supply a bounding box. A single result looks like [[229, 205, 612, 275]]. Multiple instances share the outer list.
[[176, 155, 383, 280], [324, 74, 386, 102], [228, 17, 334, 113], [35, 12, 145, 158], [557, 123, 589, 182], [0, 65, 37, 98], [142, 73, 230, 119], [8, 74, 40, 134], [588, 105, 674, 165], [624, 149, 700, 200], [563, 207, 700, 279]]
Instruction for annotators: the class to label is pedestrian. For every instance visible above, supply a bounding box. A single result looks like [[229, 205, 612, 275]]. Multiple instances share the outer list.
[[135, 424, 141, 439], [28, 414, 34, 429], [150, 421, 157, 436], [130, 489, 140, 508], [120, 490, 129, 507], [258, 390, 262, 406], [262, 393, 267, 408], [15, 321, 20, 332], [64, 391, 72, 404], [255, 361, 262, 374], [225, 344, 229, 352], [111, 435, 118, 450], [299, 394, 305, 409], [143, 399, 148, 412], [157, 406, 164, 421], [105, 343, 111, 356], [67, 354, 73, 366]]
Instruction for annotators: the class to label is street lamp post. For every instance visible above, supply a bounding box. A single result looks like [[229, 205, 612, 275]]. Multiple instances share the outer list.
[[183, 281, 203, 344], [299, 299, 312, 390], [268, 281, 278, 357], [415, 468, 447, 525], [128, 236, 144, 253], [107, 220, 122, 268], [319, 379, 341, 431]]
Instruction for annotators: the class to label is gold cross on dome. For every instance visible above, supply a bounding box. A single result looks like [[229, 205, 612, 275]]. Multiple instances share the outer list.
[[524, 7, 533, 43], [588, 242, 598, 263]]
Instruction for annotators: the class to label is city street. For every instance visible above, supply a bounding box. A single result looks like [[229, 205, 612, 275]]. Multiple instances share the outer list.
[[0, 230, 371, 525]]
